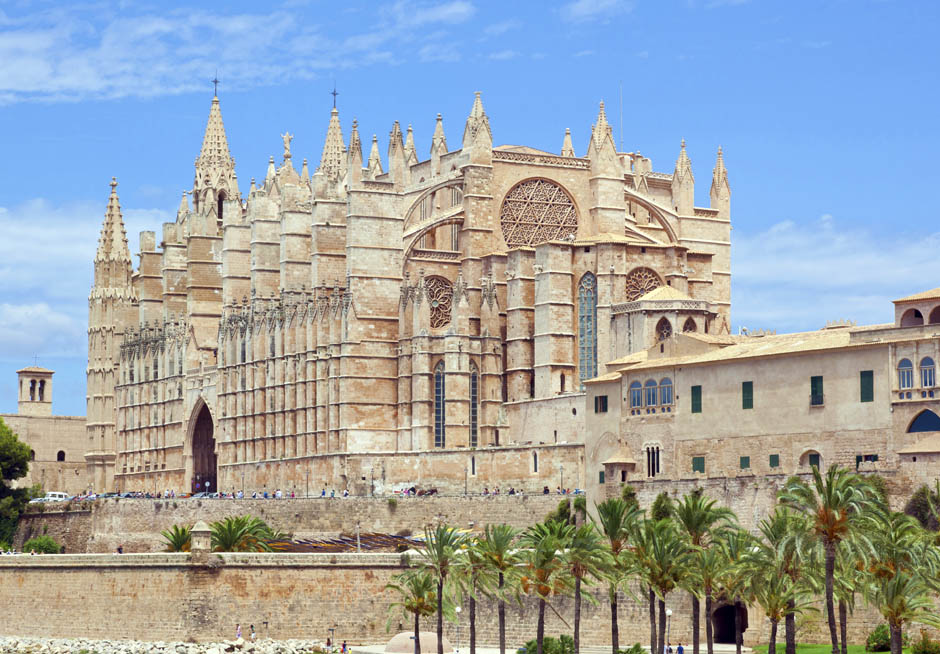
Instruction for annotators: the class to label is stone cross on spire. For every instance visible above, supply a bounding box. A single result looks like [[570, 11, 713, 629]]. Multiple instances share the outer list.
[[317, 107, 346, 182]]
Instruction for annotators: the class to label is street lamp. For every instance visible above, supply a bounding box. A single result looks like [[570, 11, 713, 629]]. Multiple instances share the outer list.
[[665, 608, 673, 653], [455, 605, 462, 654]]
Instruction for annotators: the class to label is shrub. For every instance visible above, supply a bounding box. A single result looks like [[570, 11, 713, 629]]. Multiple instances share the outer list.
[[904, 485, 939, 531], [651, 491, 674, 521], [618, 645, 645, 654], [620, 484, 639, 508], [387, 497, 398, 509], [23, 535, 60, 554], [545, 498, 573, 525], [912, 630, 940, 654], [524, 636, 574, 654], [866, 624, 910, 652], [863, 474, 889, 506]]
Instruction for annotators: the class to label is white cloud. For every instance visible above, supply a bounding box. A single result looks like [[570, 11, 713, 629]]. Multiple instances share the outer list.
[[483, 20, 520, 37], [561, 0, 634, 23], [0, 303, 85, 359], [574, 49, 595, 57], [0, 2, 477, 103], [733, 215, 940, 332], [488, 49, 519, 61]]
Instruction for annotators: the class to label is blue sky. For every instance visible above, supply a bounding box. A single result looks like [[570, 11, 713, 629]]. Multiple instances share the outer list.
[[1, 0, 938, 415]]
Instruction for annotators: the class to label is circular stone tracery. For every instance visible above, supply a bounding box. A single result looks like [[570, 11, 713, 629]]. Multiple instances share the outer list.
[[425, 276, 453, 329], [499, 179, 578, 247], [625, 267, 662, 301]]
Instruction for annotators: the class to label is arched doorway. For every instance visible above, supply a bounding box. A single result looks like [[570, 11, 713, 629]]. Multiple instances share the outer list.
[[191, 404, 217, 493], [712, 602, 748, 644]]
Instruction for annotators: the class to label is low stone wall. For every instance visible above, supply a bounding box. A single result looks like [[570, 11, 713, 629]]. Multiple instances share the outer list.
[[15, 494, 567, 553], [0, 552, 896, 647]]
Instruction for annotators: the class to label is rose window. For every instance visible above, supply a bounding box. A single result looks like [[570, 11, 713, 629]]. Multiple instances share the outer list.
[[499, 179, 578, 247], [625, 267, 662, 301], [425, 276, 453, 329]]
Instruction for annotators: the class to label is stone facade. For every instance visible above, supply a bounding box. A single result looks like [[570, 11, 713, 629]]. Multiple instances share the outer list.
[[87, 92, 730, 494], [3, 367, 86, 495]]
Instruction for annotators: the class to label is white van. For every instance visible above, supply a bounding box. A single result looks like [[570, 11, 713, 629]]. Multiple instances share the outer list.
[[44, 492, 69, 502]]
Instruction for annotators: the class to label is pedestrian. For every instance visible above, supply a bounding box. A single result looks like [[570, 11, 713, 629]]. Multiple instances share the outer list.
[[677, 643, 684, 654], [236, 624, 242, 640], [342, 640, 348, 654], [250, 625, 256, 641], [116, 544, 123, 554], [330, 488, 335, 498], [666, 642, 673, 654], [321, 488, 326, 497]]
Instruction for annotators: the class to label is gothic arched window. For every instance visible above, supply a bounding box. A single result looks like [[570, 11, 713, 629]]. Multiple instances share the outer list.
[[499, 178, 578, 247], [578, 272, 598, 386], [656, 317, 673, 341], [921, 357, 936, 388], [434, 361, 446, 448], [425, 276, 454, 329], [683, 317, 697, 333], [469, 362, 479, 448], [898, 358, 914, 389]]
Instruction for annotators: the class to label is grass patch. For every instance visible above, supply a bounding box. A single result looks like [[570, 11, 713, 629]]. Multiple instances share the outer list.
[[753, 646, 909, 654]]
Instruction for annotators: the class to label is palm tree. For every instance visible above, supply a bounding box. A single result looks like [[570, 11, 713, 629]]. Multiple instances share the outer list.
[[594, 497, 641, 654], [477, 524, 519, 654], [685, 544, 731, 654], [519, 520, 575, 654], [643, 519, 692, 654], [779, 465, 880, 654], [453, 536, 492, 654], [419, 524, 467, 654], [717, 529, 754, 654], [565, 523, 611, 654], [161, 523, 192, 552], [386, 569, 439, 654], [674, 491, 736, 654], [209, 515, 276, 552]]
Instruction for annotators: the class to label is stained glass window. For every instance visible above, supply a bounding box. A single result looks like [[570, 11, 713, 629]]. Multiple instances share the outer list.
[[578, 272, 598, 386], [469, 363, 479, 448], [434, 361, 446, 448]]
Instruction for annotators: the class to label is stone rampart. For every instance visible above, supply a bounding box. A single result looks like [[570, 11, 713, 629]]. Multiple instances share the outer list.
[[0, 552, 900, 647], [16, 494, 567, 553]]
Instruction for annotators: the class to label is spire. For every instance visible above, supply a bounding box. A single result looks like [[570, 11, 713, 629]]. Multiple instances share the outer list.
[[318, 107, 346, 182], [348, 119, 363, 185], [388, 121, 407, 184], [404, 124, 418, 166], [591, 101, 615, 152], [177, 190, 190, 218], [462, 91, 492, 150], [431, 113, 447, 155], [588, 100, 619, 177], [561, 128, 575, 157], [198, 96, 232, 165], [95, 177, 132, 267], [300, 158, 310, 184], [265, 155, 276, 186], [672, 138, 694, 216], [193, 94, 239, 212], [367, 134, 383, 178], [710, 146, 731, 219]]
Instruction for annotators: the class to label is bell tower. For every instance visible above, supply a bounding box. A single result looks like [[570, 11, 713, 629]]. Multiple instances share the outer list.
[[17, 366, 53, 417]]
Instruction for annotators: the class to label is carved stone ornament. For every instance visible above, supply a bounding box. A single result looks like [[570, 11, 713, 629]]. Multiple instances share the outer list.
[[625, 267, 662, 301], [425, 276, 453, 329], [499, 178, 578, 247]]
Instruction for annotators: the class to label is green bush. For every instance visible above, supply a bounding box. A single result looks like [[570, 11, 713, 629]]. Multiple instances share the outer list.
[[620, 484, 639, 508], [23, 534, 60, 554], [904, 485, 939, 531], [387, 497, 398, 509], [524, 635, 574, 654], [545, 498, 573, 525], [651, 491, 674, 520], [866, 624, 910, 652], [912, 630, 940, 654], [618, 645, 645, 654]]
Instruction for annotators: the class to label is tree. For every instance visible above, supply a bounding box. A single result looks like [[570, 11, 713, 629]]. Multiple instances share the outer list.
[[453, 536, 493, 654], [780, 465, 881, 654], [519, 520, 575, 654], [161, 524, 192, 552], [717, 529, 755, 654], [650, 492, 675, 521], [0, 418, 32, 545], [477, 524, 519, 654], [637, 518, 691, 654], [674, 490, 736, 654], [565, 523, 611, 654], [23, 534, 60, 553], [386, 569, 439, 654], [209, 515, 277, 552], [419, 524, 467, 654], [594, 498, 642, 654], [685, 544, 731, 654]]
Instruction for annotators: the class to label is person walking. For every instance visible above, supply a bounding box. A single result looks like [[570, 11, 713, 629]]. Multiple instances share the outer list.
[[236, 624, 242, 640], [250, 625, 256, 641], [677, 643, 684, 654]]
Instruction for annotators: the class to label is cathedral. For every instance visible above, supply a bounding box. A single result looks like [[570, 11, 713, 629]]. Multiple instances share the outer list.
[[85, 92, 731, 495]]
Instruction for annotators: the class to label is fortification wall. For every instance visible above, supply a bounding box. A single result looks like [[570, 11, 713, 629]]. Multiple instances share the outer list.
[[0, 552, 894, 646], [15, 494, 567, 553]]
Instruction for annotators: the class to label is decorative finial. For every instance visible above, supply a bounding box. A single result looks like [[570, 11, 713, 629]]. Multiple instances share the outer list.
[[281, 131, 293, 160], [212, 70, 220, 97], [331, 82, 339, 109], [681, 138, 686, 148], [110, 177, 118, 190]]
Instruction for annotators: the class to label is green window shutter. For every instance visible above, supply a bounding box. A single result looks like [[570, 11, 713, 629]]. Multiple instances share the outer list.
[[740, 456, 750, 470], [860, 370, 874, 403], [692, 456, 705, 473], [594, 396, 599, 413], [809, 453, 821, 468], [691, 385, 702, 413], [855, 454, 863, 470], [599, 470, 605, 484], [769, 454, 780, 469], [810, 376, 824, 405], [742, 381, 753, 410]]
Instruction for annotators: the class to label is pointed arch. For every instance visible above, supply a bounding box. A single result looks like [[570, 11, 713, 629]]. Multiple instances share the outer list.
[[656, 317, 673, 341], [908, 410, 940, 433], [185, 397, 217, 493], [434, 361, 446, 448], [683, 317, 697, 333], [578, 272, 598, 386]]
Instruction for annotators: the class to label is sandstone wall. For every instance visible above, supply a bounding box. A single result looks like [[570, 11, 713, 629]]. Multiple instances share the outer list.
[[15, 494, 568, 553], [0, 552, 899, 647]]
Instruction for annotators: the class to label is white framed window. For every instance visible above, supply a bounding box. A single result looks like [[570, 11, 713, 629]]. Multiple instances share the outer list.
[[898, 358, 914, 389], [921, 357, 936, 388]]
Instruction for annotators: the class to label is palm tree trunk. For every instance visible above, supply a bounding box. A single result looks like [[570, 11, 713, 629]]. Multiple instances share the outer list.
[[498, 572, 506, 654], [649, 587, 658, 654], [785, 600, 796, 654], [469, 593, 477, 654], [734, 599, 742, 654], [824, 543, 838, 654], [415, 612, 421, 654], [838, 600, 847, 654], [705, 593, 714, 654], [889, 622, 902, 654], [574, 576, 582, 654], [691, 593, 700, 654], [537, 597, 546, 654], [658, 597, 667, 654], [437, 578, 445, 654], [768, 619, 778, 654], [610, 584, 619, 654]]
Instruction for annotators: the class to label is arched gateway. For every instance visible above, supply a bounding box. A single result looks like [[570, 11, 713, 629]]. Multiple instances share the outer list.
[[191, 403, 217, 493]]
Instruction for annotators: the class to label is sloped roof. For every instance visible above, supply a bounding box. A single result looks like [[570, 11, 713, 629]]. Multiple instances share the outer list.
[[16, 366, 54, 374], [494, 145, 555, 155], [636, 285, 693, 302], [602, 450, 637, 465], [894, 287, 940, 303], [583, 371, 621, 385]]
